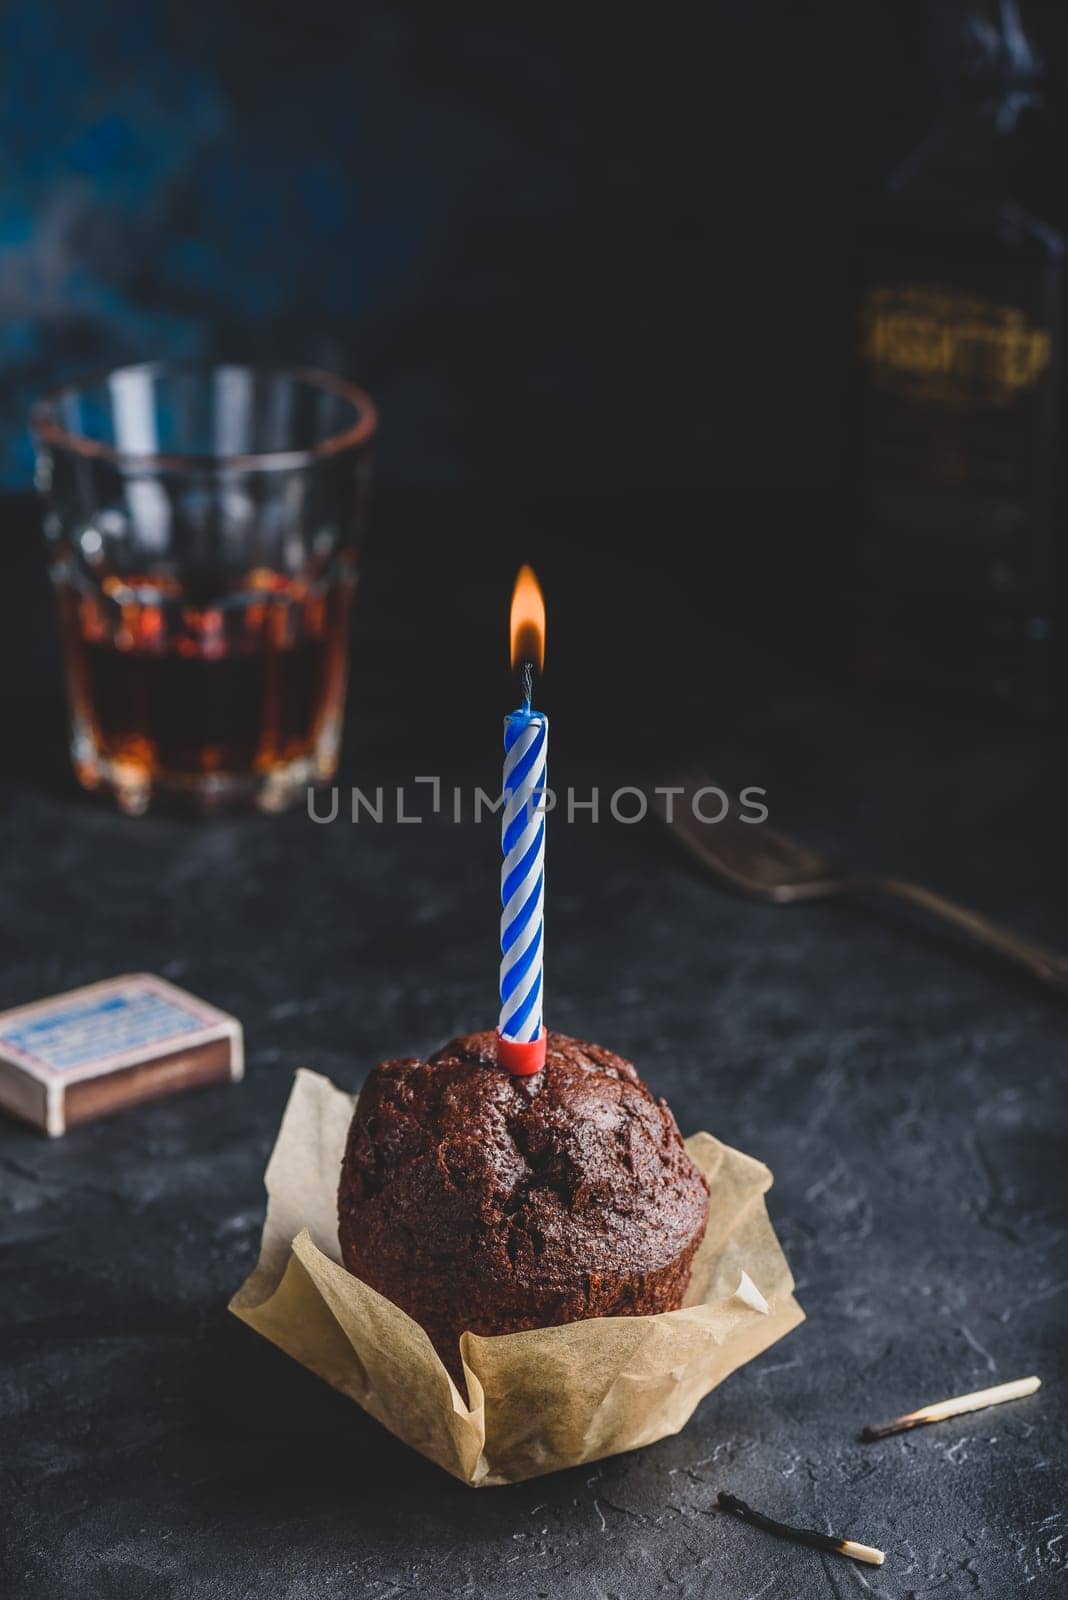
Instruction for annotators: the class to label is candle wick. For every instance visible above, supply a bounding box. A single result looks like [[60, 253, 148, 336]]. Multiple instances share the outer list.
[[521, 660, 534, 712]]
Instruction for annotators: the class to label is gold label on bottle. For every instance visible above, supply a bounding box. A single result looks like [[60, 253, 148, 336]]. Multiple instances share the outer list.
[[862, 283, 1050, 410]]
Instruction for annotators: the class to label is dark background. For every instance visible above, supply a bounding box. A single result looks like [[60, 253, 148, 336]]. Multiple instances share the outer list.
[[2, 0, 1067, 770], [1, 5, 1066, 1599], [0, 0, 1062, 497], [4, 0, 936, 494]]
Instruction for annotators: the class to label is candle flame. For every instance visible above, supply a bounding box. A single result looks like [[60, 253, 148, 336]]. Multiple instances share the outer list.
[[509, 564, 545, 673]]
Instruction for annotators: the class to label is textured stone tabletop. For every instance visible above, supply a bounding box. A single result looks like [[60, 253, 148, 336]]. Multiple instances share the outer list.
[[1, 494, 1065, 1598]]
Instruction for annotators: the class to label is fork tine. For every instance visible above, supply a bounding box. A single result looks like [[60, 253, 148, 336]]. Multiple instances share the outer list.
[[654, 772, 838, 899]]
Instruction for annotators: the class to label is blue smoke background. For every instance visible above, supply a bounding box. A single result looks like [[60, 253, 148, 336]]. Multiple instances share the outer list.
[[0, 2, 1062, 492]]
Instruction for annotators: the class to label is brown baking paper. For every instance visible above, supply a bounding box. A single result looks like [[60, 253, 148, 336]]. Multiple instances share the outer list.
[[230, 1069, 804, 1485]]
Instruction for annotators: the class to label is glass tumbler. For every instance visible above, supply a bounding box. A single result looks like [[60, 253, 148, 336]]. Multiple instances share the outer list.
[[32, 363, 376, 814]]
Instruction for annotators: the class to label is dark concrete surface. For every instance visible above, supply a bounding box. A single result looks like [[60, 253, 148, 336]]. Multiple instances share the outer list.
[[1, 494, 1065, 1599]]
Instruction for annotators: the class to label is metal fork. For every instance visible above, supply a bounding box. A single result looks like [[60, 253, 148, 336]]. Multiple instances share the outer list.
[[654, 775, 1068, 993]]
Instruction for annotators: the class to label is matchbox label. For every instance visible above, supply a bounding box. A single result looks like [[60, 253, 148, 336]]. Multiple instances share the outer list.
[[0, 982, 216, 1076]]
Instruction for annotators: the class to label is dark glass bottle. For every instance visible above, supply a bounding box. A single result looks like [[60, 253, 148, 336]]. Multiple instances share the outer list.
[[856, 0, 1063, 716]]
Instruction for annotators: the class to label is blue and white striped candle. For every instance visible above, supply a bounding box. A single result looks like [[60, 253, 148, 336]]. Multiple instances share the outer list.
[[496, 565, 548, 1074], [498, 705, 547, 1044]]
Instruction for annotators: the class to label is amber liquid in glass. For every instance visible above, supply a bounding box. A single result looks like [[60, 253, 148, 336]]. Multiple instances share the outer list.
[[59, 567, 354, 794]]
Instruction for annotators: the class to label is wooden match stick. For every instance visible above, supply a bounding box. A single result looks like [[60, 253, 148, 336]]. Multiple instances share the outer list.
[[862, 1375, 1041, 1441], [717, 1492, 885, 1567]]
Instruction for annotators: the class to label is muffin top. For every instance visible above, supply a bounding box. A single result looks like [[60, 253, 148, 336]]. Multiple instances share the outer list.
[[339, 1030, 709, 1288]]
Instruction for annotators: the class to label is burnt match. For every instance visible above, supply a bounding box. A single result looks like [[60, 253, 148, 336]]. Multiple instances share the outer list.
[[717, 1492, 885, 1567], [861, 1375, 1041, 1442]]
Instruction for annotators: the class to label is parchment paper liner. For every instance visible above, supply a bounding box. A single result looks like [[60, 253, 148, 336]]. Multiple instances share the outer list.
[[230, 1069, 804, 1485]]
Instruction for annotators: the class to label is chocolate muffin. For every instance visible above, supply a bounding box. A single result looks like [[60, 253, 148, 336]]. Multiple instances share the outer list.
[[337, 1030, 709, 1381]]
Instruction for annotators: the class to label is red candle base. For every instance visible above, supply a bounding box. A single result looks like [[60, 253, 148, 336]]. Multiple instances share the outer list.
[[495, 1027, 547, 1076]]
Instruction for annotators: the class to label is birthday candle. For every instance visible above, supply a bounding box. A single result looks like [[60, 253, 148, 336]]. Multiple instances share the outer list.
[[497, 566, 548, 1075], [499, 704, 547, 1042]]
